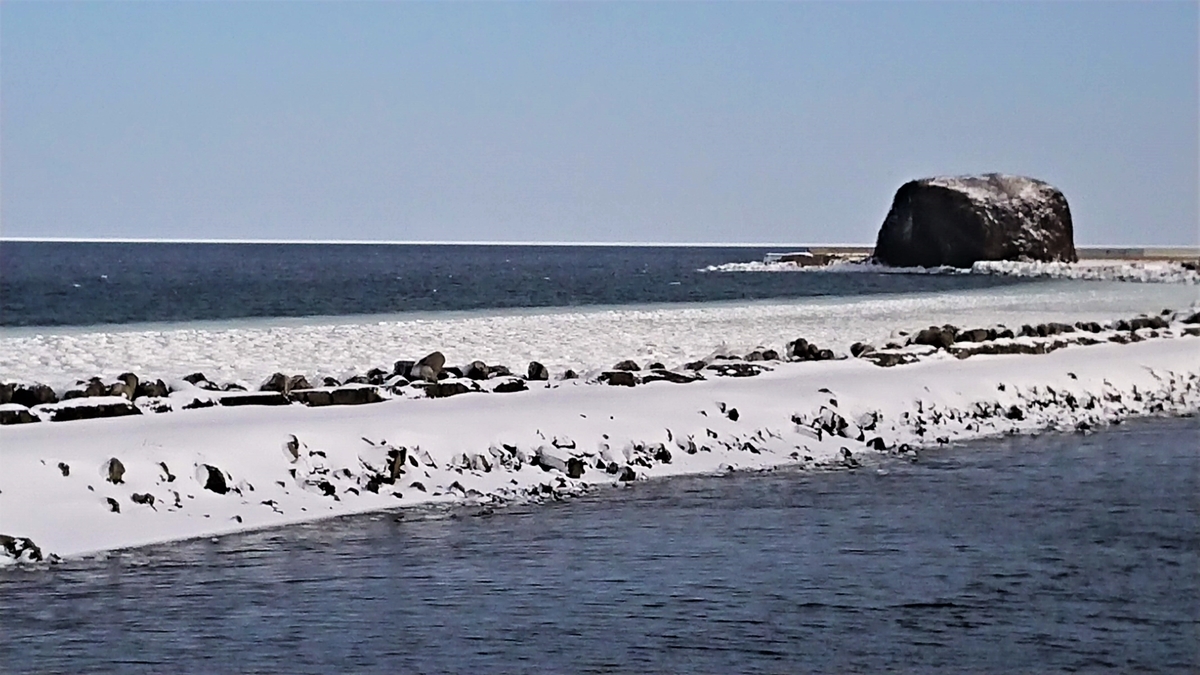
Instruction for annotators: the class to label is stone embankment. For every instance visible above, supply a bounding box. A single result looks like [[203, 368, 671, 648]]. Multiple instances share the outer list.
[[2, 311, 1197, 427]]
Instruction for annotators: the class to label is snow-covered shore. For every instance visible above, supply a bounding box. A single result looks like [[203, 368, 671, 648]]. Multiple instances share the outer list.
[[2, 280, 1196, 391], [2, 333, 1197, 563], [702, 258, 1200, 284]]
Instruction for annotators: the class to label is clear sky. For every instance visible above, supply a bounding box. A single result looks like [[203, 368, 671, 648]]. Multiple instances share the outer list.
[[2, 1, 1196, 245]]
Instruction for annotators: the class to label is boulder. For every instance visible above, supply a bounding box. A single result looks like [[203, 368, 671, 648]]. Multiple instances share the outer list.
[[103, 457, 126, 484], [47, 398, 142, 422], [850, 342, 875, 357], [0, 404, 38, 425], [11, 383, 57, 407], [198, 464, 228, 494], [873, 174, 1077, 268], [134, 379, 169, 399], [492, 377, 528, 393], [0, 382, 13, 405], [526, 361, 550, 381], [599, 371, 638, 387], [410, 352, 446, 383], [612, 360, 641, 372], [217, 392, 290, 407], [0, 534, 46, 563], [259, 372, 288, 392], [464, 361, 490, 381]]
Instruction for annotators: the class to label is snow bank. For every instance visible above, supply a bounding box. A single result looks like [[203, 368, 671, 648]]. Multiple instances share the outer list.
[[2, 337, 1197, 562]]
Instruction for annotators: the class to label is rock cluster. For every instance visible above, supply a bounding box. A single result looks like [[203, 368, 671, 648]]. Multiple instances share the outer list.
[[2, 310, 1194, 426]]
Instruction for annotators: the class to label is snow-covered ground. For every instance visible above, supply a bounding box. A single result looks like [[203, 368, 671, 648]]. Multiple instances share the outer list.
[[703, 258, 1200, 284], [2, 335, 1196, 562], [3, 283, 1199, 563], [1, 280, 1195, 391]]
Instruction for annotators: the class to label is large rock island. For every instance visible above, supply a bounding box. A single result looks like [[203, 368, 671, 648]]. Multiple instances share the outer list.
[[873, 174, 1077, 268]]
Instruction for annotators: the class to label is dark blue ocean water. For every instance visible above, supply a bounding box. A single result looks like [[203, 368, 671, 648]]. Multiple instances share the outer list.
[[1, 417, 1196, 673], [0, 241, 1032, 327]]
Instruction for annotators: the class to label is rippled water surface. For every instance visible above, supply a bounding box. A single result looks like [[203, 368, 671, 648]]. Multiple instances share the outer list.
[[0, 241, 1035, 327], [2, 417, 1197, 673]]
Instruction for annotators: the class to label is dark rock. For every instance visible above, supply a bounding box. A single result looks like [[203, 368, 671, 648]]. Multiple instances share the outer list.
[[872, 174, 1077, 268], [116, 373, 139, 396], [61, 389, 86, 401], [566, 457, 586, 479], [48, 400, 142, 422], [221, 383, 247, 392], [653, 446, 673, 463], [816, 349, 834, 361], [0, 382, 12, 405], [0, 534, 45, 563], [107, 381, 134, 400], [726, 408, 739, 422], [744, 351, 765, 362], [442, 366, 464, 379], [561, 369, 579, 380], [786, 338, 809, 360], [492, 378, 528, 394], [11, 383, 58, 408], [200, 464, 228, 494], [646, 362, 666, 370], [217, 392, 290, 407], [82, 379, 107, 397], [464, 361, 490, 381], [366, 368, 389, 385], [488, 365, 512, 378], [526, 361, 550, 381], [182, 397, 216, 410], [760, 349, 780, 361], [130, 493, 155, 507], [850, 342, 875, 357], [1074, 321, 1103, 334], [321, 376, 341, 387], [911, 326, 957, 349], [392, 360, 415, 377], [618, 466, 637, 482], [106, 497, 120, 513], [411, 352, 446, 382], [424, 381, 473, 399], [0, 405, 38, 425], [955, 329, 992, 343], [58, 462, 69, 476], [182, 372, 210, 386], [103, 457, 125, 484], [331, 387, 382, 406], [1129, 316, 1169, 331], [134, 379, 169, 399], [862, 352, 920, 368], [286, 375, 312, 392], [612, 359, 641, 372], [260, 372, 288, 392], [345, 375, 370, 385], [640, 369, 703, 384], [1182, 312, 1200, 325], [683, 360, 707, 371], [705, 362, 766, 378], [598, 371, 638, 387]]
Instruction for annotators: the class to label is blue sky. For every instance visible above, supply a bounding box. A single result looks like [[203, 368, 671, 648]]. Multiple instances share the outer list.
[[2, 2, 1196, 244]]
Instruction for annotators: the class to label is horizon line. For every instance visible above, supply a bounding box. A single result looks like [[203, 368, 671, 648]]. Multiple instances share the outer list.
[[2, 237, 1193, 249], [0, 237, 869, 247]]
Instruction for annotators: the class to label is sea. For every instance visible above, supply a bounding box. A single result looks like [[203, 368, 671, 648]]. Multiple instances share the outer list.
[[0, 241, 1031, 327], [1, 416, 1196, 673], [1, 241, 1198, 672]]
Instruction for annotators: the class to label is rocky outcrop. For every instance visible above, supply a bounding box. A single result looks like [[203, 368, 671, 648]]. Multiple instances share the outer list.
[[873, 174, 1077, 268]]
